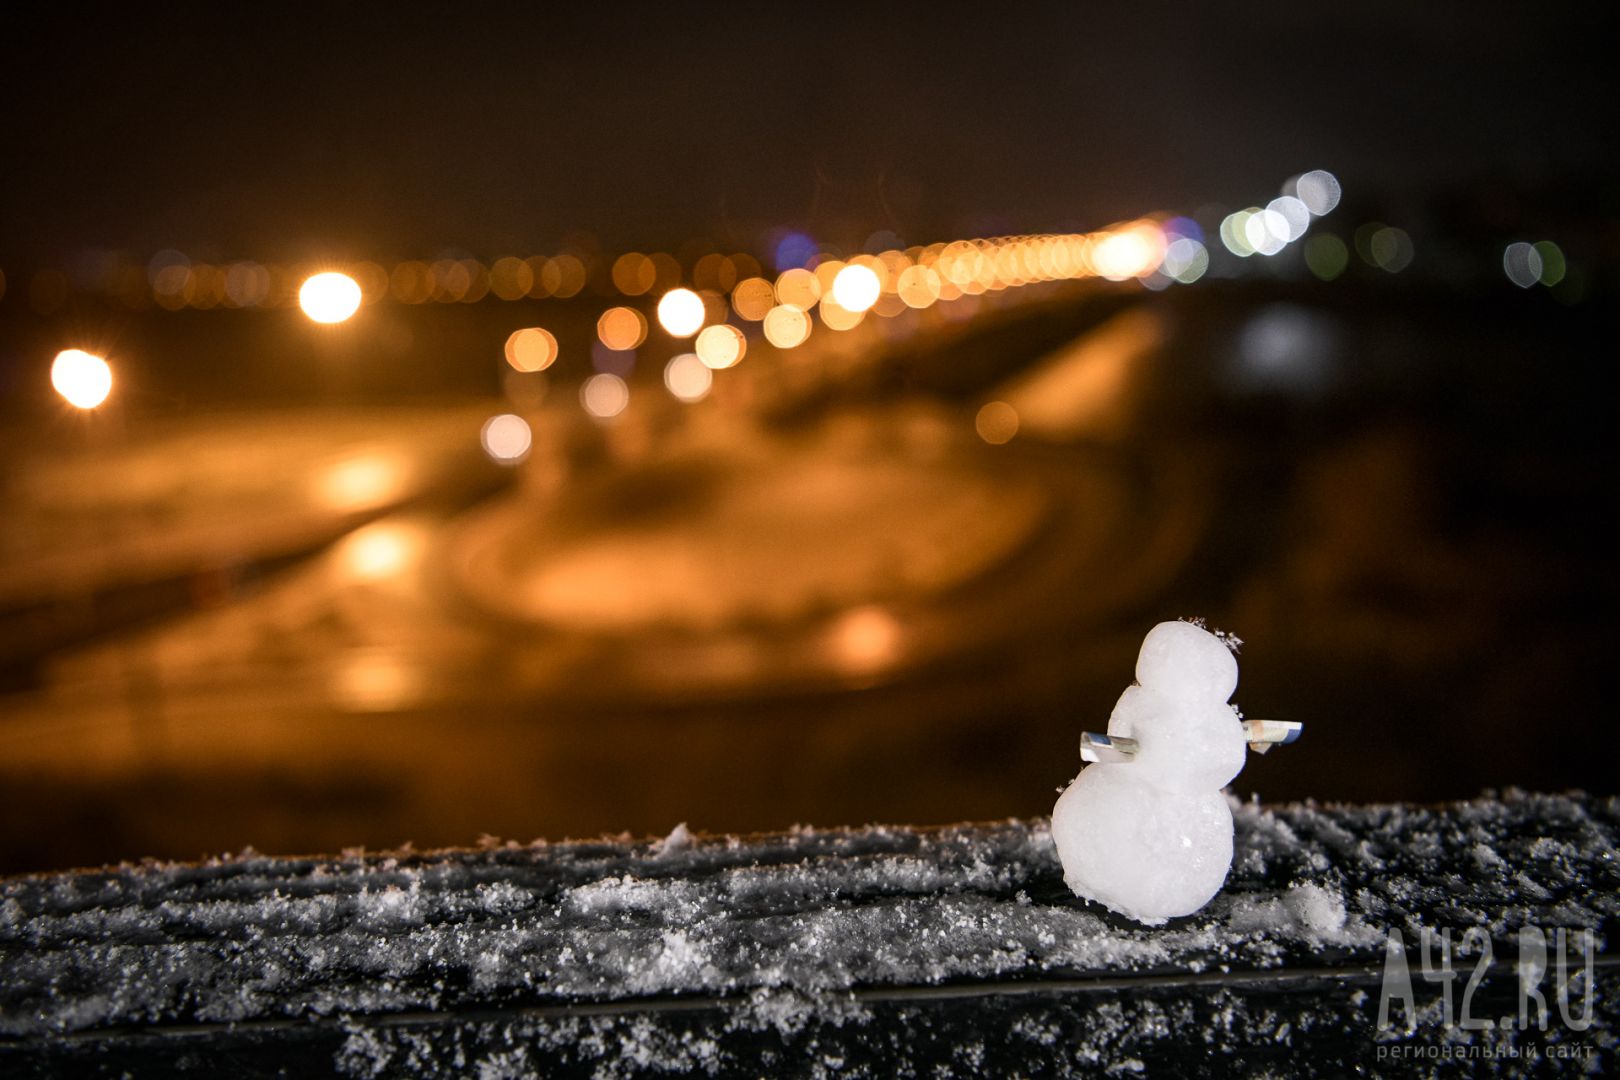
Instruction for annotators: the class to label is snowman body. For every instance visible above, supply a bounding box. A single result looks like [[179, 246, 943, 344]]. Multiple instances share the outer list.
[[1051, 621, 1248, 924]]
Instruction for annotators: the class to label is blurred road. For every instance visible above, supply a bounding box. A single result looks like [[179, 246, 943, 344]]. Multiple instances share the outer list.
[[0, 279, 1612, 872]]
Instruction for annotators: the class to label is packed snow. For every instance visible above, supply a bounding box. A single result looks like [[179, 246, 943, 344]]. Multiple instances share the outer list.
[[1052, 620, 1249, 923]]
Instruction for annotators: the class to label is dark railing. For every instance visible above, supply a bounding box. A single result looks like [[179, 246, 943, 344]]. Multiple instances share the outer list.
[[2, 792, 1615, 1076]]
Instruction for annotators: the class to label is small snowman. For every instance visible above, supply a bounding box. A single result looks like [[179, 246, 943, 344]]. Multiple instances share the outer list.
[[1050, 620, 1299, 925]]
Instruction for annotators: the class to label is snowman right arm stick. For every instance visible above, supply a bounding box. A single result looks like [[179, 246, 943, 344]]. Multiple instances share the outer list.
[[1078, 720, 1302, 763]]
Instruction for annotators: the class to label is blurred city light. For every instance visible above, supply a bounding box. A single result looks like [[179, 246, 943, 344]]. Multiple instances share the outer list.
[[663, 353, 713, 402], [830, 263, 882, 312], [1090, 222, 1165, 280], [818, 296, 865, 331], [480, 413, 532, 464], [774, 267, 821, 309], [763, 304, 812, 348], [830, 605, 903, 675], [656, 288, 706, 337], [341, 522, 422, 582], [223, 261, 271, 308], [50, 349, 113, 409], [1243, 210, 1289, 256], [1221, 210, 1257, 257], [1359, 225, 1414, 273], [611, 252, 656, 296], [598, 306, 649, 350], [1304, 234, 1350, 280], [1290, 169, 1343, 216], [730, 277, 776, 321], [1533, 241, 1567, 286], [773, 231, 816, 271], [1503, 242, 1542, 288], [974, 401, 1020, 445], [1267, 196, 1312, 242], [489, 256, 534, 300], [504, 327, 559, 372], [1504, 240, 1566, 288], [694, 324, 746, 369], [1219, 172, 1342, 263], [1161, 238, 1209, 284], [581, 373, 630, 419], [897, 265, 942, 308], [298, 271, 363, 323], [315, 452, 407, 511], [333, 651, 422, 713], [1232, 303, 1344, 396], [541, 253, 587, 298]]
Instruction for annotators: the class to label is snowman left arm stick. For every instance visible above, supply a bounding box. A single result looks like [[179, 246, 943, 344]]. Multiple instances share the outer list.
[[1079, 719, 1301, 763]]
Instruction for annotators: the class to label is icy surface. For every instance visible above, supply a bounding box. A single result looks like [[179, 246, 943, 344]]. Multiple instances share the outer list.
[[1052, 620, 1249, 923], [2, 792, 1617, 1076]]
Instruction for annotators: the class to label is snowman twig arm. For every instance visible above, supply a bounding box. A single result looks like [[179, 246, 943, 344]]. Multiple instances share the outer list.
[[1076, 720, 1302, 763], [1078, 731, 1139, 763], [1242, 719, 1303, 754]]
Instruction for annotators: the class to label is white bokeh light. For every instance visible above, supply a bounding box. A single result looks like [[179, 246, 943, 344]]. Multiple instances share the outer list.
[[298, 272, 363, 323], [656, 288, 706, 337], [1244, 209, 1289, 256], [1267, 196, 1312, 242], [1162, 238, 1210, 284], [1293, 170, 1342, 216], [480, 413, 532, 464], [1502, 242, 1542, 288], [1221, 211, 1257, 257], [663, 353, 713, 402], [830, 264, 882, 312], [51, 349, 113, 409], [581, 372, 630, 418]]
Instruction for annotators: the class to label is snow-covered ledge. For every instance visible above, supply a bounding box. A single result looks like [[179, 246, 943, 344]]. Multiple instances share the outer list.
[[2, 793, 1615, 1077]]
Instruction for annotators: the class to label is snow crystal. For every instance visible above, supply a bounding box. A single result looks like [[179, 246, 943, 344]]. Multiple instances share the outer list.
[[654, 822, 694, 858], [1285, 882, 1347, 936], [1226, 882, 1365, 945]]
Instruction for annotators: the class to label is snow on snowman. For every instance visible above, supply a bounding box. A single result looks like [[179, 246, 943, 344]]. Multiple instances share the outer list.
[[1051, 619, 1300, 925]]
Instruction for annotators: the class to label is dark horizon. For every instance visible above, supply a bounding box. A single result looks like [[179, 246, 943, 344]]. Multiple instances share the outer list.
[[3, 3, 1615, 269]]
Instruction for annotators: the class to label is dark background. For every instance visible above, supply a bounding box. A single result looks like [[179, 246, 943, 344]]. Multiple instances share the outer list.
[[3, 3, 1614, 264], [0, 3, 1615, 874]]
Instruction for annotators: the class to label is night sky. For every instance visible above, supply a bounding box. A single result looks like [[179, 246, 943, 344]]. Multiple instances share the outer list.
[[3, 3, 1613, 267]]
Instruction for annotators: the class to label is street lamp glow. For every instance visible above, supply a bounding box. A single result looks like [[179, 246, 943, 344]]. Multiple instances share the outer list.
[[298, 271, 362, 323], [1091, 225, 1163, 280], [51, 349, 113, 409], [830, 264, 881, 312], [655, 288, 706, 337]]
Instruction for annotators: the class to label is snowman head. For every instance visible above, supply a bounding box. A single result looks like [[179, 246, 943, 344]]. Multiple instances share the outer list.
[[1135, 620, 1238, 704], [1103, 620, 1246, 792]]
